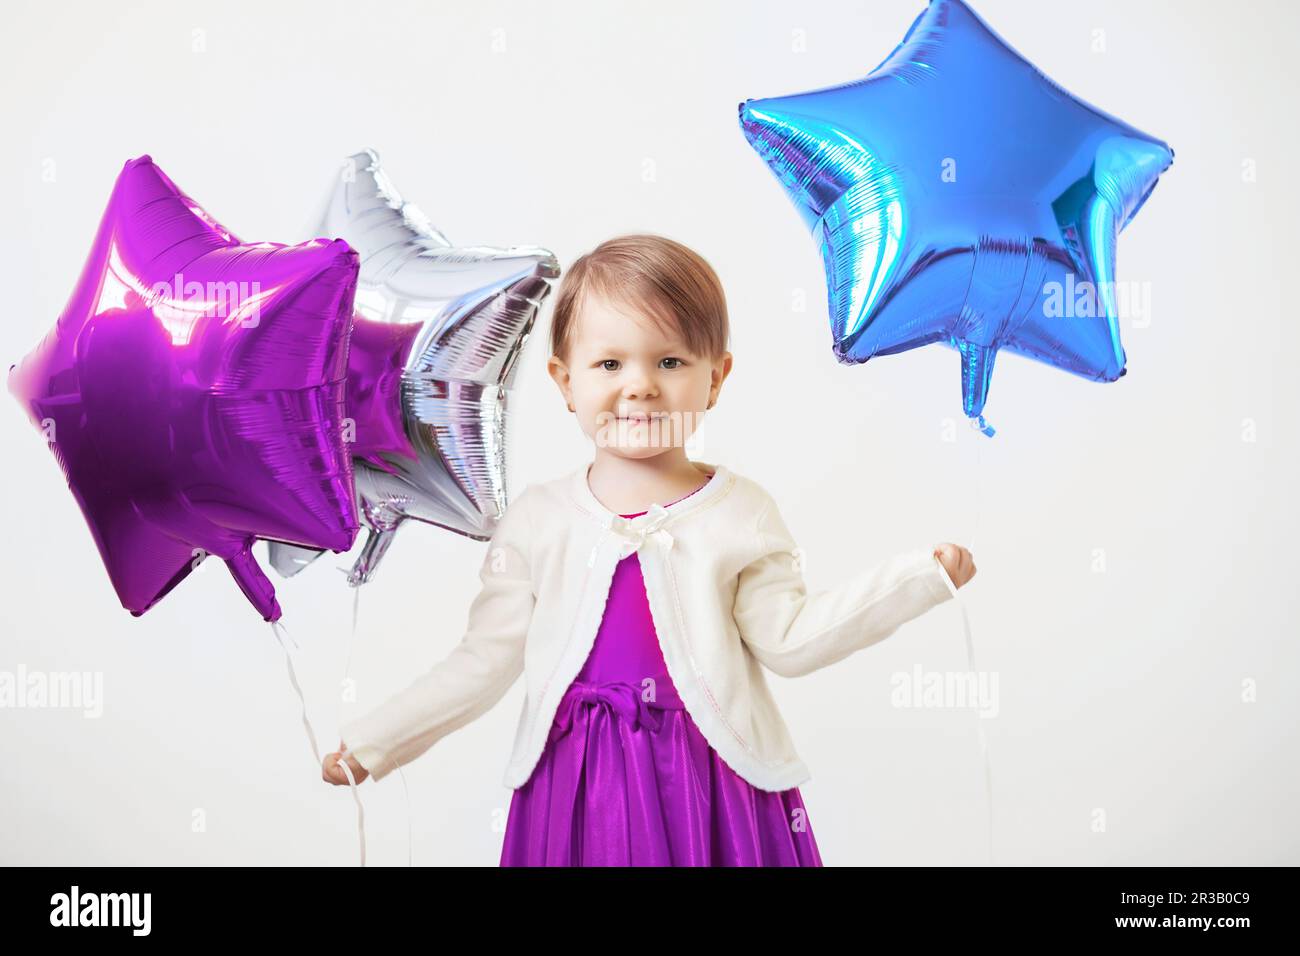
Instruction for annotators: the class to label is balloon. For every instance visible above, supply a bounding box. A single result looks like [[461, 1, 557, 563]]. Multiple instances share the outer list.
[[8, 156, 361, 621], [739, 0, 1174, 434], [267, 149, 559, 585]]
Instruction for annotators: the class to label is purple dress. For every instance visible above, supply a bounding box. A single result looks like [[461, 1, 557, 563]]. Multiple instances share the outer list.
[[499, 483, 823, 866]]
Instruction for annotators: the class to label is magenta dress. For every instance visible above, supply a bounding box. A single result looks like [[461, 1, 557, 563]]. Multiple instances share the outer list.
[[499, 483, 823, 866]]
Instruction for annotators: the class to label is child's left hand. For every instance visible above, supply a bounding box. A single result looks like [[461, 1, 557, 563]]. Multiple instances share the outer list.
[[322, 740, 369, 786], [933, 543, 976, 589]]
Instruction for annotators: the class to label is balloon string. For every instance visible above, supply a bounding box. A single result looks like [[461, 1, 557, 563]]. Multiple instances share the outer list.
[[959, 600, 995, 868], [270, 619, 366, 867], [963, 428, 992, 863], [271, 619, 320, 765], [339, 585, 415, 867], [933, 563, 995, 866], [346, 584, 359, 678], [335, 745, 366, 866], [398, 760, 413, 867], [969, 430, 983, 556]]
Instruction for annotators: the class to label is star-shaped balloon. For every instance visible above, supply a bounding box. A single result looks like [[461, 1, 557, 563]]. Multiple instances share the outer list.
[[8, 156, 361, 621], [739, 0, 1174, 434], [268, 149, 559, 585]]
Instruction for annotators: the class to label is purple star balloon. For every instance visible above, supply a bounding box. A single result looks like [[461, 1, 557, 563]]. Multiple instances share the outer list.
[[8, 156, 361, 621], [740, 0, 1174, 434]]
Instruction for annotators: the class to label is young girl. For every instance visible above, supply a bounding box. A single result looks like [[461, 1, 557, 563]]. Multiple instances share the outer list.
[[322, 234, 976, 866]]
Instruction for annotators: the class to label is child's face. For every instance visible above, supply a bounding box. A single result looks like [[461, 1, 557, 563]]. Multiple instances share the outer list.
[[547, 291, 731, 460]]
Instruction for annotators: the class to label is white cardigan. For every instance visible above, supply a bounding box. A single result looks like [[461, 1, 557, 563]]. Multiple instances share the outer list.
[[340, 461, 956, 792]]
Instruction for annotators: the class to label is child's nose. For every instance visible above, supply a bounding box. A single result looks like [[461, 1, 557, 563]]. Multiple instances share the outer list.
[[622, 377, 658, 400]]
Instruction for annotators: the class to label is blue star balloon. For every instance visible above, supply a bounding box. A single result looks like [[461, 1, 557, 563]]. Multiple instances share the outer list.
[[739, 0, 1173, 435]]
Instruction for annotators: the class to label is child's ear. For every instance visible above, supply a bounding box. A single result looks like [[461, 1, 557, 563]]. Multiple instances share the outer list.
[[709, 351, 734, 402], [546, 354, 573, 405]]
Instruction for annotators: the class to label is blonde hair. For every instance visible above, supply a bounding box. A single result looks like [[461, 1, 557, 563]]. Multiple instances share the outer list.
[[550, 234, 730, 363]]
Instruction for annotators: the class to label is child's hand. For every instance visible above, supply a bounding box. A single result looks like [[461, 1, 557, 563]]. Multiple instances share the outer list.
[[322, 740, 369, 786], [933, 543, 976, 589]]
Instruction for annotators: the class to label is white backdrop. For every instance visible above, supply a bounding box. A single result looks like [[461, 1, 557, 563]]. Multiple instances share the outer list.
[[1, 0, 1295, 866]]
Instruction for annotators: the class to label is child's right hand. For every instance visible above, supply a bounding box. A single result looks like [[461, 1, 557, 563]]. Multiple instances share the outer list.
[[322, 740, 369, 786]]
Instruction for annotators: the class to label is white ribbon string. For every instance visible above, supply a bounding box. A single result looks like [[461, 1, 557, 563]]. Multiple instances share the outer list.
[[968, 424, 990, 864], [346, 584, 359, 679], [338, 583, 414, 867], [335, 745, 366, 866], [934, 425, 994, 866], [936, 564, 995, 868], [969, 614, 994, 868], [968, 421, 984, 557], [271, 619, 321, 766], [270, 618, 368, 867], [396, 759, 413, 867]]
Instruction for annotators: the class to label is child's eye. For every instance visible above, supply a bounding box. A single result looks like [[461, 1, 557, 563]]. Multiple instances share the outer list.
[[596, 357, 684, 371]]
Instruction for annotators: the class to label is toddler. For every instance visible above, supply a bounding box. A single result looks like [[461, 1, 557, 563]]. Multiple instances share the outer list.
[[323, 234, 975, 865]]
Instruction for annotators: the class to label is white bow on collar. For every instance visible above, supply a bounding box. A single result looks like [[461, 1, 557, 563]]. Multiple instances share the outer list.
[[587, 503, 675, 568]]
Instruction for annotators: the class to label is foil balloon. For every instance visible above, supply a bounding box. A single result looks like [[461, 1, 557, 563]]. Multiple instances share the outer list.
[[739, 0, 1174, 434], [7, 156, 361, 621], [268, 149, 559, 585]]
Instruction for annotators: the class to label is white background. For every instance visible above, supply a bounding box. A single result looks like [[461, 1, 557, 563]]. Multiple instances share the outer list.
[[1, 0, 1295, 866]]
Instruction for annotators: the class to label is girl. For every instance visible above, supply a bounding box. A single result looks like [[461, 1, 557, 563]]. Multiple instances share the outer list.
[[322, 234, 976, 866]]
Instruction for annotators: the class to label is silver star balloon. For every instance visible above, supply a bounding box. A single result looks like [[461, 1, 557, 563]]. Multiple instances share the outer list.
[[268, 149, 559, 585]]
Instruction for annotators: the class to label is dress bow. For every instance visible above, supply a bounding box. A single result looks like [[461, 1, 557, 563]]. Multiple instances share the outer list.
[[547, 679, 684, 744], [586, 503, 675, 567]]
